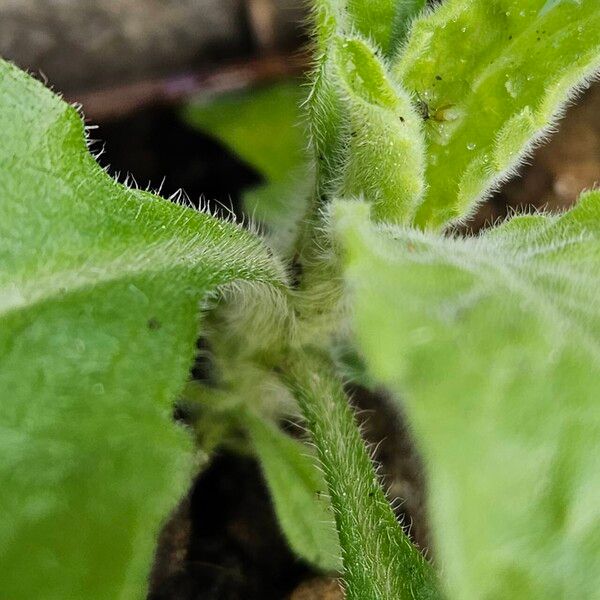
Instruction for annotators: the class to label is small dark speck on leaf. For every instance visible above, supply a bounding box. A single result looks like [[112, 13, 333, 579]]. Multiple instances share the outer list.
[[435, 75, 442, 81], [147, 317, 162, 330], [399, 116, 405, 122]]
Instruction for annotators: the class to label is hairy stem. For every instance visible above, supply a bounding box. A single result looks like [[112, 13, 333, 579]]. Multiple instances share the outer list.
[[283, 350, 442, 600]]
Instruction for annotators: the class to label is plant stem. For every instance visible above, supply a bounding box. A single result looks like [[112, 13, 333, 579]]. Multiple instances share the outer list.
[[282, 350, 442, 600]]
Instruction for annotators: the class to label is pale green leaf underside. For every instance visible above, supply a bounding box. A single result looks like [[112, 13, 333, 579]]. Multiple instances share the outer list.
[[0, 60, 285, 599], [395, 0, 600, 229], [245, 411, 342, 572], [335, 191, 600, 599]]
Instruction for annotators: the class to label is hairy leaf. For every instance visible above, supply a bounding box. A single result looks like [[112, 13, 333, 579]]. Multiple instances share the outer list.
[[284, 352, 441, 600], [313, 0, 425, 56], [390, 0, 428, 55], [346, 0, 398, 55], [0, 60, 285, 599], [311, 35, 426, 224], [307, 0, 427, 222], [245, 410, 342, 571], [334, 191, 600, 599], [394, 0, 600, 228]]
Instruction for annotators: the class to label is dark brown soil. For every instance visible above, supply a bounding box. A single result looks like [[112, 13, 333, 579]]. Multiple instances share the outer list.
[[149, 454, 310, 600]]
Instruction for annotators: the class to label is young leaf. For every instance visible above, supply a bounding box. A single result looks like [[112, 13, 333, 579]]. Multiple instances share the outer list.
[[313, 0, 425, 56], [312, 35, 427, 224], [245, 410, 342, 571], [334, 191, 600, 599], [389, 0, 428, 55], [283, 352, 441, 600], [346, 0, 398, 55], [0, 60, 285, 599], [394, 0, 600, 228]]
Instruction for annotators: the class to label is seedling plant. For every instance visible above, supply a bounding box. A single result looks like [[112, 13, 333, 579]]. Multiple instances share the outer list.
[[1, 0, 599, 598]]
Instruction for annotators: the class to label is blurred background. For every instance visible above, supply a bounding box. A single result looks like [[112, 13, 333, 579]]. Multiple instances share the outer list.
[[0, 0, 308, 222], [2, 1, 598, 598]]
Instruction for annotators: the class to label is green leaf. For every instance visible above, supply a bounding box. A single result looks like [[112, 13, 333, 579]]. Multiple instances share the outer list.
[[243, 175, 313, 257], [183, 81, 310, 255], [179, 382, 246, 460], [0, 60, 285, 599], [313, 0, 425, 56], [245, 410, 342, 572], [311, 0, 347, 50], [389, 0, 428, 55], [184, 81, 306, 184], [334, 191, 600, 599], [283, 352, 442, 600], [393, 0, 600, 229], [346, 0, 398, 55], [312, 35, 427, 224], [307, 1, 426, 224]]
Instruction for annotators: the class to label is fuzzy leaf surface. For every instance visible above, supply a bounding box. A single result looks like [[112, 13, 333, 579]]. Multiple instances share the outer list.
[[311, 34, 426, 224], [389, 0, 428, 54], [335, 192, 600, 599], [346, 0, 398, 55], [0, 60, 285, 600], [394, 0, 600, 228], [314, 0, 425, 56], [245, 411, 342, 571]]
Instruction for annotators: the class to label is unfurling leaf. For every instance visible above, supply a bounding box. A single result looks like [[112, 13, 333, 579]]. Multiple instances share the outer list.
[[394, 0, 600, 228], [334, 191, 600, 599], [312, 35, 426, 224], [314, 0, 426, 57], [0, 60, 285, 600], [346, 0, 399, 55]]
